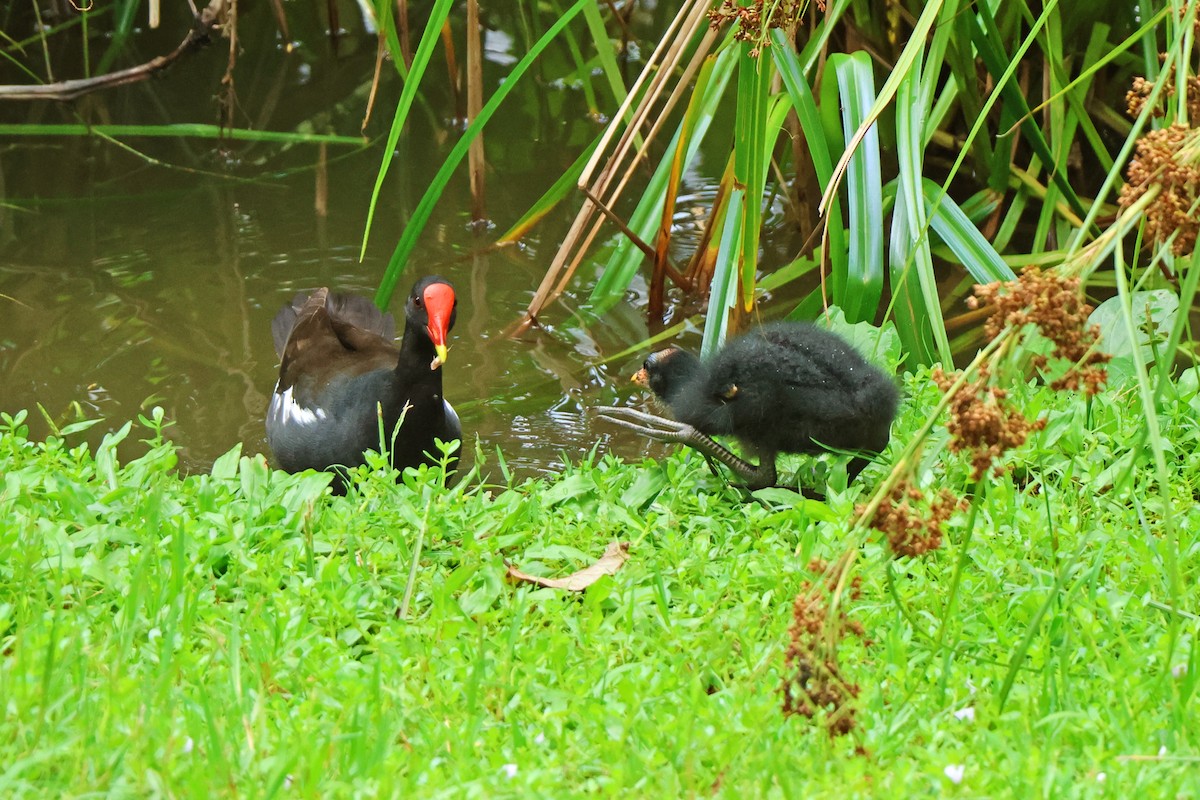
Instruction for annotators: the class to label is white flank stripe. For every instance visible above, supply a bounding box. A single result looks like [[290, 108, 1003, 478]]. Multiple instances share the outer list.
[[270, 383, 327, 427]]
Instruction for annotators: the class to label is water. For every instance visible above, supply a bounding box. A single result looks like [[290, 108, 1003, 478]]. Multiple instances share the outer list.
[[0, 5, 707, 479]]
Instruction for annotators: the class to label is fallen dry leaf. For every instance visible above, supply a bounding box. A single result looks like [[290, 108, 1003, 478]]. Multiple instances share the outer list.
[[505, 541, 630, 592]]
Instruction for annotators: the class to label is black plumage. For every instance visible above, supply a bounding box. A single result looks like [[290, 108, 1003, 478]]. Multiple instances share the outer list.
[[265, 276, 461, 486], [598, 321, 898, 490]]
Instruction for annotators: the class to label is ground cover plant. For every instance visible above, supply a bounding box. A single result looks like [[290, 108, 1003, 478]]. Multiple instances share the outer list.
[[2, 352, 1199, 797]]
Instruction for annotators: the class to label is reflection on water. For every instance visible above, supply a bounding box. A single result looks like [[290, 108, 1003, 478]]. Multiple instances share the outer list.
[[0, 180, 669, 479], [0, 150, 691, 479], [0, 4, 732, 479]]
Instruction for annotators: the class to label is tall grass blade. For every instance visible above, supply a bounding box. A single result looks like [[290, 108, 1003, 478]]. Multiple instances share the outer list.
[[818, 0, 943, 217], [582, 1, 629, 109], [467, 0, 486, 222], [650, 53, 722, 318], [771, 28, 847, 298], [360, 0, 455, 263], [732, 44, 771, 313], [498, 136, 601, 243], [922, 179, 1016, 284], [891, 60, 946, 365], [970, 0, 1089, 224], [587, 47, 737, 312], [375, 0, 591, 307]]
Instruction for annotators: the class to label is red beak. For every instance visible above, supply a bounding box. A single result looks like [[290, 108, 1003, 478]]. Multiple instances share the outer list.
[[423, 282, 455, 367]]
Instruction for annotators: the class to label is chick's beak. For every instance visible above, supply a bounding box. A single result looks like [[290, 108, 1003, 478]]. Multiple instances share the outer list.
[[632, 368, 650, 387]]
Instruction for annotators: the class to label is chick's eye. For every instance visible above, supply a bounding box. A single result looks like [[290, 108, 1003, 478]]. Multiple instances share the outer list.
[[643, 358, 652, 370]]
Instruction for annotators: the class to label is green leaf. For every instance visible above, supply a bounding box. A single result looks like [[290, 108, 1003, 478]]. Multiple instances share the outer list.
[[817, 307, 903, 371], [58, 418, 102, 437], [1089, 290, 1178, 384], [922, 178, 1016, 283], [211, 444, 243, 481], [830, 51, 884, 322]]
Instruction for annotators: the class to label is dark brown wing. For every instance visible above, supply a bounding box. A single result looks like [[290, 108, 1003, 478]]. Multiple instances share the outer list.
[[275, 288, 400, 395], [326, 292, 395, 341], [271, 289, 396, 359]]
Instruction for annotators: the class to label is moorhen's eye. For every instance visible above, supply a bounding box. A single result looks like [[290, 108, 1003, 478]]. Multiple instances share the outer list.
[[414, 296, 424, 308]]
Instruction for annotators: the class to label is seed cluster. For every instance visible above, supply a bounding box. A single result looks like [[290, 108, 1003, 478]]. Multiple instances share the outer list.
[[933, 367, 1045, 481], [1119, 123, 1200, 256], [969, 266, 1110, 395], [1125, 73, 1200, 122], [936, 268, 1110, 480], [779, 559, 865, 737], [706, 0, 815, 55], [1126, 4, 1200, 120], [1125, 76, 1158, 119], [862, 480, 964, 558]]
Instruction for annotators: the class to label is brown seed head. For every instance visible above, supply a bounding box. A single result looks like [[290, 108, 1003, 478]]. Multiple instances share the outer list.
[[970, 267, 1110, 396], [1119, 123, 1200, 256], [779, 562, 867, 737]]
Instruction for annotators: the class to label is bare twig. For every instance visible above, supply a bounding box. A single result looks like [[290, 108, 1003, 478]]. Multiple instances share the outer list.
[[0, 0, 228, 102], [363, 34, 386, 132], [512, 0, 717, 333], [467, 0, 486, 222]]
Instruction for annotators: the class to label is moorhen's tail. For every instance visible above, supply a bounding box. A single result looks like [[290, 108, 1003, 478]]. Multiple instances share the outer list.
[[270, 289, 397, 359]]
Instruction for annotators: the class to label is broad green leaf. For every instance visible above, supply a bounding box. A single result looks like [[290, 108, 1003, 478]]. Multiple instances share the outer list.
[[921, 178, 1016, 284], [816, 307, 903, 372], [1089, 290, 1178, 384], [831, 51, 884, 322], [211, 444, 243, 481]]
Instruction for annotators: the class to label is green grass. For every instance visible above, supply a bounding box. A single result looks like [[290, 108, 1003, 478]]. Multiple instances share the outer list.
[[1, 372, 1198, 797]]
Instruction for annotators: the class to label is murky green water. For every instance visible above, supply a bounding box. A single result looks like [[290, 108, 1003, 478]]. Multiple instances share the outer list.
[[0, 3, 728, 478]]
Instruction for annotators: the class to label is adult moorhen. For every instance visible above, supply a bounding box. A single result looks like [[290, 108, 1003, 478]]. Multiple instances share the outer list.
[[266, 276, 461, 484], [596, 321, 898, 490]]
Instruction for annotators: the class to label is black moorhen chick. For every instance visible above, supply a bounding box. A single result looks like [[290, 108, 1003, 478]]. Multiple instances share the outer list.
[[266, 276, 460, 484], [596, 321, 898, 490]]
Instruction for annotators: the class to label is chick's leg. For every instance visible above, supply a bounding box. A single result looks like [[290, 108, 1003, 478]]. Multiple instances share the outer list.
[[595, 406, 778, 490]]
